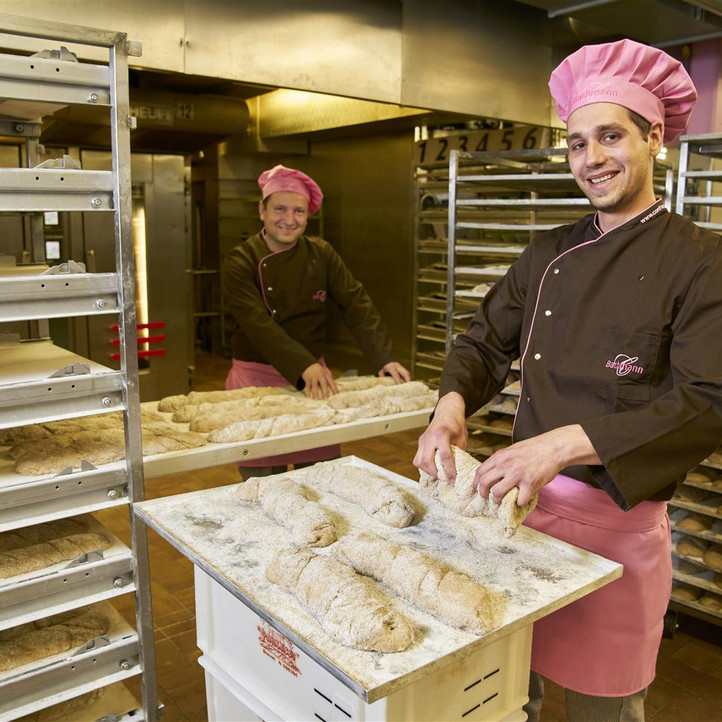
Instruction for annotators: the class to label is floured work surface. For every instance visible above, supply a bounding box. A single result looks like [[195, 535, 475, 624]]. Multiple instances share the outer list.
[[135, 457, 621, 702]]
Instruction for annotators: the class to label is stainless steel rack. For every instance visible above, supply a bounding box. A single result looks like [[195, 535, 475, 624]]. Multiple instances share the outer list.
[[671, 131, 722, 625], [0, 13, 158, 721]]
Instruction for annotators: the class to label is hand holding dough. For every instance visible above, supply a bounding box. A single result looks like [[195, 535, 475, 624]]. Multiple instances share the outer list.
[[266, 546, 414, 652], [238, 476, 336, 547], [419, 446, 537, 537], [333, 532, 502, 635]]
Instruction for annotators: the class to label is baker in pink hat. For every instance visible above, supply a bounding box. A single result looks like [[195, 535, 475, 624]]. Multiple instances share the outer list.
[[415, 39, 722, 721], [222, 164, 410, 478]]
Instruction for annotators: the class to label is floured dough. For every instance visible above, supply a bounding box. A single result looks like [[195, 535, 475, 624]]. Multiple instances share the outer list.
[[0, 606, 110, 672], [209, 408, 340, 443], [333, 532, 502, 635], [335, 376, 395, 392], [327, 381, 436, 410], [0, 518, 88, 552], [238, 476, 336, 547], [11, 423, 206, 476], [157, 386, 289, 412], [670, 583, 703, 601], [307, 462, 415, 528], [189, 396, 323, 432], [0, 533, 111, 578], [266, 546, 414, 652], [418, 446, 537, 537]]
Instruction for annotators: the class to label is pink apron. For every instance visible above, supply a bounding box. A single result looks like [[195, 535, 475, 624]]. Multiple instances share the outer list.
[[225, 359, 340, 467], [523, 474, 671, 697]]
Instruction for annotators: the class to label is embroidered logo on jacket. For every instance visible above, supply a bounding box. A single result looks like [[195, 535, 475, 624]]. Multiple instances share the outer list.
[[605, 354, 644, 377], [312, 290, 327, 302]]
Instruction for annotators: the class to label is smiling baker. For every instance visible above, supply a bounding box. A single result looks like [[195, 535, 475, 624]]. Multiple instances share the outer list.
[[414, 39, 722, 721]]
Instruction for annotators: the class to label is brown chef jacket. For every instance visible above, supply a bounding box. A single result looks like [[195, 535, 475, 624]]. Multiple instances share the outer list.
[[441, 200, 722, 510], [222, 232, 395, 388]]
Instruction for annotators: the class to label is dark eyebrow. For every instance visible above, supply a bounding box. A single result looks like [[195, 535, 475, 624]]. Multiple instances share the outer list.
[[566, 123, 625, 145]]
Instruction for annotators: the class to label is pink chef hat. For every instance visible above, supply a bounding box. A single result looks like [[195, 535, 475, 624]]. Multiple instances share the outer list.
[[257, 164, 323, 214], [549, 38, 697, 142]]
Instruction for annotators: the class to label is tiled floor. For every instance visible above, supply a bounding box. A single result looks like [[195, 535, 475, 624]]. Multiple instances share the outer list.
[[96, 354, 722, 721]]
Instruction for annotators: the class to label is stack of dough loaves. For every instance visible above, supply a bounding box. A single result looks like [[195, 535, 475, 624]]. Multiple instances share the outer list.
[[418, 445, 537, 537]]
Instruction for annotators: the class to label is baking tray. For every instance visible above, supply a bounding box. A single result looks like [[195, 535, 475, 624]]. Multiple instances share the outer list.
[[134, 456, 621, 703], [0, 514, 134, 631]]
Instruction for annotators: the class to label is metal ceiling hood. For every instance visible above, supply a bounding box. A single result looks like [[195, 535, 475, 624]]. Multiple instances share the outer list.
[[515, 0, 722, 46], [37, 89, 250, 152]]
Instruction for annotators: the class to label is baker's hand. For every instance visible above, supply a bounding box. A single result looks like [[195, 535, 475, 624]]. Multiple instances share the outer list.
[[473, 424, 601, 507], [301, 363, 338, 400], [413, 392, 468, 483], [379, 361, 411, 384]]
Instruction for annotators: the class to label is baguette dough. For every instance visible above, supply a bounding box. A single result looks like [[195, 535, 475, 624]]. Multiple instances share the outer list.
[[266, 546, 414, 652], [418, 446, 537, 537], [308, 462, 415, 528], [677, 513, 713, 532], [0, 606, 110, 672], [189, 396, 322, 432], [0, 518, 88, 552], [12, 423, 206, 476], [157, 386, 288, 412], [326, 381, 436, 410], [237, 476, 336, 547], [209, 408, 339, 443], [333, 532, 502, 635], [0, 533, 111, 578]]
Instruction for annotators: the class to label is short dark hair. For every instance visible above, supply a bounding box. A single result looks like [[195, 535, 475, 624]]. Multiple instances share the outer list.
[[627, 109, 652, 140]]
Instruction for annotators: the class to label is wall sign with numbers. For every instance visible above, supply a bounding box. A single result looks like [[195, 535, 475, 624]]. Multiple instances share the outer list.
[[414, 125, 551, 164]]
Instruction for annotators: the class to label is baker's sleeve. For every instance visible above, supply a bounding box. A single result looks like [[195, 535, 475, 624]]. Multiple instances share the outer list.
[[582, 250, 722, 509], [439, 247, 530, 414], [323, 244, 395, 373], [221, 249, 316, 386]]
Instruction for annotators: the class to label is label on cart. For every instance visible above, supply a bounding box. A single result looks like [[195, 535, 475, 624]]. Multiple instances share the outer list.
[[257, 622, 301, 678]]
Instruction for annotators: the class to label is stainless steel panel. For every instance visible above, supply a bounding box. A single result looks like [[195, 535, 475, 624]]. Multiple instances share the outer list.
[[0, 465, 128, 531], [0, 273, 118, 322], [401, 0, 554, 124], [184, 0, 404, 102], [0, 168, 114, 211], [0, 4, 184, 71]]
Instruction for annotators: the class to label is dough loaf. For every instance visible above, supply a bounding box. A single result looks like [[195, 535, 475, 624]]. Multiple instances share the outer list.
[[266, 546, 414, 652], [419, 446, 537, 537], [238, 476, 336, 547], [0, 533, 111, 578], [335, 376, 395, 392], [0, 606, 110, 672], [698, 593, 722, 611], [333, 532, 501, 635], [189, 396, 322, 432], [676, 535, 707, 558], [0, 517, 88, 552], [209, 408, 338, 443], [308, 462, 415, 527], [671, 583, 703, 601], [703, 543, 722, 572], [157, 385, 287, 412], [12, 422, 206, 476], [326, 381, 436, 410], [677, 513, 713, 532]]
